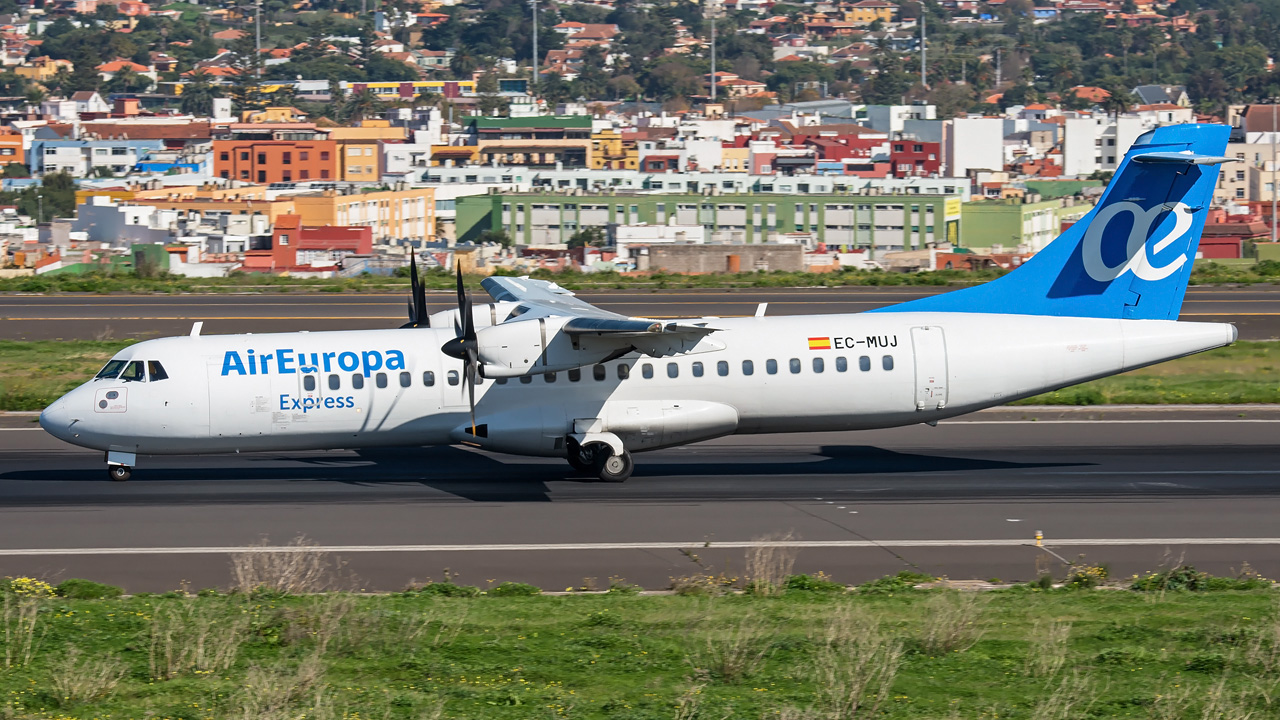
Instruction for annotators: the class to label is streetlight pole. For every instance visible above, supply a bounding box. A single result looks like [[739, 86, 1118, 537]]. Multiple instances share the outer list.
[[1272, 102, 1277, 243], [920, 9, 927, 89], [255, 0, 262, 79], [531, 0, 538, 92]]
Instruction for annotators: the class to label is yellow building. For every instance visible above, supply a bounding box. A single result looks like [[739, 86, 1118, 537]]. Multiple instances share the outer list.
[[326, 122, 409, 182], [76, 184, 271, 207], [292, 186, 435, 242], [720, 147, 750, 172], [842, 0, 896, 24], [591, 129, 639, 170], [429, 145, 479, 167], [240, 107, 310, 123], [15, 56, 73, 83]]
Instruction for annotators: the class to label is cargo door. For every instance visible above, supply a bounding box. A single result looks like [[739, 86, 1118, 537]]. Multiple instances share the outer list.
[[911, 326, 948, 411]]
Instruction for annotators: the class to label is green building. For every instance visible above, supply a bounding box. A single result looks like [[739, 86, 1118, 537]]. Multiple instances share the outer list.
[[960, 197, 1094, 252], [456, 192, 963, 254]]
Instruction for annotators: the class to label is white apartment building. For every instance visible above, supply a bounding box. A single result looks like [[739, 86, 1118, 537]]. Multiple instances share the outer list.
[[944, 117, 1004, 177]]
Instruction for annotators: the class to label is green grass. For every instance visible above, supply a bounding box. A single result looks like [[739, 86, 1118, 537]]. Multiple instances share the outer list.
[[1, 581, 1279, 719], [4, 340, 1277, 412]]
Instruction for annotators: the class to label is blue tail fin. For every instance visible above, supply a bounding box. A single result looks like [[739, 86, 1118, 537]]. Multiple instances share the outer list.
[[874, 123, 1232, 320]]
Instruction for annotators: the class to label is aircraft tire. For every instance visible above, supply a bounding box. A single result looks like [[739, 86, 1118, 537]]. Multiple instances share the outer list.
[[108, 465, 131, 482], [596, 450, 633, 483], [566, 439, 595, 472]]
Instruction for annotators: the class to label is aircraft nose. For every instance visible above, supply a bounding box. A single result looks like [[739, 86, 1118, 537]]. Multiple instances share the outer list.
[[39, 399, 72, 441]]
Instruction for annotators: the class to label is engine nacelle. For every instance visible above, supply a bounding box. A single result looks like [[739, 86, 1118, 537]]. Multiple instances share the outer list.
[[477, 317, 620, 378]]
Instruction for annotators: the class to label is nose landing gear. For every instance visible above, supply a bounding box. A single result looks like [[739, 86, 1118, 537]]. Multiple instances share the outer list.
[[105, 450, 136, 482]]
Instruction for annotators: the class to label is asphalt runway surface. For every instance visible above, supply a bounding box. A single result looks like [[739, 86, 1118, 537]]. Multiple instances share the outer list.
[[2, 406, 1280, 592], [4, 285, 1280, 340]]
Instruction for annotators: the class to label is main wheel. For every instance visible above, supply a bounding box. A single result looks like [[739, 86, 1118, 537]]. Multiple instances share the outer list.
[[566, 440, 595, 472], [108, 465, 131, 482], [595, 450, 634, 483]]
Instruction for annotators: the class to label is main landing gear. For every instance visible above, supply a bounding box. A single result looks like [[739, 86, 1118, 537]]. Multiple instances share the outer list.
[[108, 465, 132, 482], [567, 439, 634, 482]]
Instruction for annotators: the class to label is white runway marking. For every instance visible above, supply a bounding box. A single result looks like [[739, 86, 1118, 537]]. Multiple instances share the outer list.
[[1, 538, 1279, 555]]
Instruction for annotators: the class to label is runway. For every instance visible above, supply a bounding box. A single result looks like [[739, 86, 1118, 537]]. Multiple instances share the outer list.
[[2, 406, 1279, 592], [4, 285, 1280, 340]]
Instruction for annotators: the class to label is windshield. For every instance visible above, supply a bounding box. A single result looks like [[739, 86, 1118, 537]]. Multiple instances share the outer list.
[[95, 359, 127, 380], [119, 360, 145, 382]]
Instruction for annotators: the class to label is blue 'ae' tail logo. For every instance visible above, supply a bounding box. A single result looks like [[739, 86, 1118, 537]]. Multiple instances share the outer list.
[[1081, 201, 1194, 284]]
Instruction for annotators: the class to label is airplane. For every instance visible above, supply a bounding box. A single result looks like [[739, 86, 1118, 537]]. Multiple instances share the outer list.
[[40, 123, 1238, 483]]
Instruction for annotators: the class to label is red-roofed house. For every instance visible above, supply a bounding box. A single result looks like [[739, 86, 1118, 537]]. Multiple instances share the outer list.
[[96, 59, 156, 82], [1068, 85, 1111, 104]]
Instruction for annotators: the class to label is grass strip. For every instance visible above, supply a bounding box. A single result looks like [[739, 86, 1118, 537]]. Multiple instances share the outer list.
[[0, 572, 1277, 719], [3, 340, 1278, 411]]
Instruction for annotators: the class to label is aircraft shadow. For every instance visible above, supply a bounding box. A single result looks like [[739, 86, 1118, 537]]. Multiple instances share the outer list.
[[0, 445, 1086, 504]]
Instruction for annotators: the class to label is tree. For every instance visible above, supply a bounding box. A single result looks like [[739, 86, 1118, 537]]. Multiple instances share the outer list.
[[180, 73, 224, 116], [343, 88, 384, 121], [227, 39, 266, 112], [477, 229, 512, 248], [568, 226, 605, 248]]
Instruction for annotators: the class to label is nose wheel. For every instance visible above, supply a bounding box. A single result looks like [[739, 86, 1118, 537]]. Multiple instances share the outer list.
[[108, 465, 131, 482]]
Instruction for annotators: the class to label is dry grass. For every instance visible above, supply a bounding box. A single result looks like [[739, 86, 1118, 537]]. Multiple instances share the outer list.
[[1029, 671, 1097, 720], [744, 531, 798, 597], [231, 654, 327, 720], [810, 605, 904, 719], [919, 592, 987, 656], [672, 683, 706, 720], [2, 595, 43, 669], [1198, 676, 1256, 720], [49, 646, 126, 706], [1026, 619, 1072, 679], [689, 611, 773, 683], [230, 535, 344, 595], [149, 600, 250, 680]]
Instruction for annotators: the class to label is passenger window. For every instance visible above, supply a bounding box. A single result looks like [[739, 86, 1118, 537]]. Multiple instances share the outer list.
[[519, 375, 532, 384], [813, 357, 824, 373], [859, 356, 871, 372], [667, 362, 678, 378], [617, 364, 630, 380], [422, 371, 435, 387], [544, 372, 556, 383], [742, 360, 754, 376], [95, 359, 126, 379], [593, 364, 606, 381], [642, 363, 654, 379], [399, 372, 411, 388], [717, 360, 729, 376], [303, 375, 317, 391], [329, 374, 341, 390], [836, 356, 847, 372], [376, 372, 388, 389], [882, 355, 895, 371], [147, 361, 168, 381], [447, 371, 459, 386], [352, 373, 365, 389], [766, 359, 778, 375], [692, 361, 704, 377], [120, 361, 144, 382], [568, 368, 581, 382], [789, 358, 801, 374]]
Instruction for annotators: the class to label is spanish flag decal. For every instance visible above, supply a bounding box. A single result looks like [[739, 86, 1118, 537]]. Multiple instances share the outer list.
[[808, 337, 831, 350]]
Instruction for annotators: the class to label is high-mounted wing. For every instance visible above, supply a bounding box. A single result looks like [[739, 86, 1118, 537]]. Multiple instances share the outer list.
[[466, 276, 721, 377]]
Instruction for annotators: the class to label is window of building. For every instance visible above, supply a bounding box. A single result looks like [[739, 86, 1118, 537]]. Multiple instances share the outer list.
[[282, 152, 292, 165], [422, 371, 434, 387], [257, 171, 266, 183], [239, 170, 249, 179], [448, 371, 460, 386], [240, 152, 249, 161], [300, 170, 309, 180], [835, 356, 847, 372], [742, 359, 754, 376], [766, 359, 778, 374], [320, 151, 330, 161], [859, 356, 871, 371], [642, 363, 654, 379], [348, 147, 360, 156], [300, 151, 309, 161], [790, 358, 801, 374], [220, 152, 229, 161], [667, 362, 678, 378], [352, 373, 365, 389], [882, 355, 894, 371], [717, 361, 729, 376], [329, 374, 340, 390], [321, 170, 330, 179], [257, 153, 266, 164], [692, 361, 704, 377], [593, 364, 606, 381], [813, 357, 824, 373]]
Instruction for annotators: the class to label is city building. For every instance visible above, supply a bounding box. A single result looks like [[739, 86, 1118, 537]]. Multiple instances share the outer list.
[[212, 125, 338, 183]]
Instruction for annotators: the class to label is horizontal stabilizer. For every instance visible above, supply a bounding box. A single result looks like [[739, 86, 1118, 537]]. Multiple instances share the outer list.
[[1131, 152, 1236, 165]]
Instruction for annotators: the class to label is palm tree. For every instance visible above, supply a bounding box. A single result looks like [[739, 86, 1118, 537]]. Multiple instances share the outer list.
[[180, 72, 223, 116], [343, 88, 384, 121]]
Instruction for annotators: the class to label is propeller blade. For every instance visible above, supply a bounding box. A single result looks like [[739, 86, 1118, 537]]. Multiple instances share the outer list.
[[464, 349, 477, 435], [402, 254, 429, 328]]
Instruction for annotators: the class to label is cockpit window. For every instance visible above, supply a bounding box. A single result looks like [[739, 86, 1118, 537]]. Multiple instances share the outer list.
[[119, 360, 145, 382], [95, 360, 127, 380], [147, 361, 168, 382]]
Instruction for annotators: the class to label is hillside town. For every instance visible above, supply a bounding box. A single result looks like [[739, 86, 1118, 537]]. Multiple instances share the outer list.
[[0, 0, 1278, 278]]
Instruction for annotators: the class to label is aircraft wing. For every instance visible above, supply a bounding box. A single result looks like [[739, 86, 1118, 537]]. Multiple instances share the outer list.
[[481, 276, 718, 338]]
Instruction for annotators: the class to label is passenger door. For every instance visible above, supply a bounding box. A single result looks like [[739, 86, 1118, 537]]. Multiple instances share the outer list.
[[911, 326, 948, 411]]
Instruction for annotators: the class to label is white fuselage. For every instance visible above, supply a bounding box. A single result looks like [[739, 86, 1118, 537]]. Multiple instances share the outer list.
[[39, 312, 1236, 459]]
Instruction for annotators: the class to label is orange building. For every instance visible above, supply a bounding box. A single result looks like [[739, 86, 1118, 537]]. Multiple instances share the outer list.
[[213, 139, 338, 183], [0, 129, 25, 169]]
